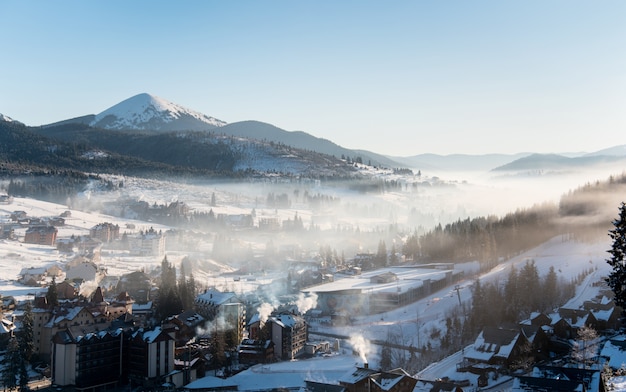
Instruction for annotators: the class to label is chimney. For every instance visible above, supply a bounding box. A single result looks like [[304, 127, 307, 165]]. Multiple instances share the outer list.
[[364, 362, 368, 369]]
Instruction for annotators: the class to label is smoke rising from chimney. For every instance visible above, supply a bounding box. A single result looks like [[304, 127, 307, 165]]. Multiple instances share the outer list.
[[349, 333, 372, 364], [296, 292, 318, 314]]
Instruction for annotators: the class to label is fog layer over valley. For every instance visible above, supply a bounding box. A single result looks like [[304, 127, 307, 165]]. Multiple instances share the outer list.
[[1, 161, 625, 390]]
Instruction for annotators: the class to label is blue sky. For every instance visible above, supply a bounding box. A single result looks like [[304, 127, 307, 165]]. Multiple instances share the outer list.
[[1, 1, 624, 156]]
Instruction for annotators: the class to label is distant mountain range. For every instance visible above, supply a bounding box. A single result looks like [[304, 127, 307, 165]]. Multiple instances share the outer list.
[[39, 93, 399, 169], [493, 153, 626, 172], [2, 92, 626, 177]]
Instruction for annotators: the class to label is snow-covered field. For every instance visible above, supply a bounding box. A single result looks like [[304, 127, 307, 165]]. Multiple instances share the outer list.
[[0, 196, 172, 300]]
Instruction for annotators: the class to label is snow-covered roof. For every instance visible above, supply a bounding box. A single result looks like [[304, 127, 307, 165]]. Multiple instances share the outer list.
[[132, 301, 153, 311], [464, 327, 521, 363], [19, 267, 47, 276], [372, 372, 405, 391], [247, 313, 260, 326], [606, 375, 626, 391], [185, 354, 355, 391], [338, 367, 377, 384], [601, 336, 626, 370], [196, 289, 237, 305], [592, 308, 615, 322], [138, 326, 164, 343], [270, 313, 305, 329], [303, 266, 451, 294], [0, 318, 15, 334], [48, 306, 90, 326]]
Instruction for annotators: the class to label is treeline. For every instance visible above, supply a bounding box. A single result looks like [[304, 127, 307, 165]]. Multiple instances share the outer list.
[[465, 260, 583, 336], [1, 121, 240, 180], [403, 202, 561, 267], [400, 172, 626, 268], [3, 175, 103, 205], [155, 256, 197, 321], [63, 129, 242, 172]]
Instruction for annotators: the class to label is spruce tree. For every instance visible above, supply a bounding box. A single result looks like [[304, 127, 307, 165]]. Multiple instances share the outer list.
[[2, 337, 19, 390], [45, 276, 58, 308], [606, 202, 626, 313], [18, 301, 35, 362], [18, 357, 28, 391]]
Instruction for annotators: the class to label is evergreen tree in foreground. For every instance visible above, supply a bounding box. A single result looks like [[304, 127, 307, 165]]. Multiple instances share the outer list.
[[2, 337, 19, 390], [18, 301, 35, 362], [606, 202, 626, 314]]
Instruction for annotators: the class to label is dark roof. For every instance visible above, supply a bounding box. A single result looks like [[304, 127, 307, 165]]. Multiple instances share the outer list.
[[305, 380, 346, 392], [481, 326, 520, 346], [514, 375, 583, 391]]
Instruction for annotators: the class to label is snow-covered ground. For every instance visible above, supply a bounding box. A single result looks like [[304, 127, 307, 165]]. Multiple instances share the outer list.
[[0, 196, 172, 300]]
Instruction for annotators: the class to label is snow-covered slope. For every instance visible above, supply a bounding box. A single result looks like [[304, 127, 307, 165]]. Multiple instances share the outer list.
[[90, 93, 226, 131]]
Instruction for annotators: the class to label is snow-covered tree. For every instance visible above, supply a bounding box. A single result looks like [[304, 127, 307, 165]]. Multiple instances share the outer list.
[[571, 326, 599, 368], [606, 202, 626, 314]]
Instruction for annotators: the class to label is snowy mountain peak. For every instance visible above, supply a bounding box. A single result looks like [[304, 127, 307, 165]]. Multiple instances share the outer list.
[[90, 93, 226, 131], [0, 113, 18, 123]]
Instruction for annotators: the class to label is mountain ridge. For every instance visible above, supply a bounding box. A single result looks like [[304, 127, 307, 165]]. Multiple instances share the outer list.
[[5, 92, 626, 175]]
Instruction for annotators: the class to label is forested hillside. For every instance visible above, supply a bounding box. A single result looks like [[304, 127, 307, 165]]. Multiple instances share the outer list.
[[404, 172, 626, 267]]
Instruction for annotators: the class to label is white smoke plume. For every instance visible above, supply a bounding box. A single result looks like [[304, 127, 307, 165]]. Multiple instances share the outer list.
[[296, 292, 318, 314], [79, 280, 99, 298], [195, 314, 236, 337], [257, 302, 275, 325], [349, 333, 372, 364]]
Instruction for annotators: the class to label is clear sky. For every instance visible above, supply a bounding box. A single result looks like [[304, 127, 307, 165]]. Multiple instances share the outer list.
[[1, 1, 624, 156]]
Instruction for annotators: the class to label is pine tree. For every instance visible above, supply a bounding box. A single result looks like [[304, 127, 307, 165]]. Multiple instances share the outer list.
[[518, 260, 540, 317], [606, 202, 626, 313], [2, 336, 19, 390], [18, 357, 28, 391], [375, 240, 387, 268], [18, 301, 35, 362], [46, 276, 58, 308], [188, 273, 197, 304], [542, 266, 558, 312], [179, 263, 190, 310]]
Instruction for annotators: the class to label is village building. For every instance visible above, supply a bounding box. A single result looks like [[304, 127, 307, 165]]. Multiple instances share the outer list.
[[51, 328, 125, 390], [0, 223, 16, 240], [129, 327, 176, 389], [332, 365, 418, 392], [268, 313, 307, 361], [18, 267, 48, 286], [258, 217, 281, 231], [217, 213, 253, 228], [550, 308, 598, 340], [65, 260, 102, 284], [1, 295, 17, 313], [303, 265, 459, 317], [461, 326, 530, 371], [163, 310, 205, 345], [511, 365, 600, 392], [128, 227, 165, 256], [24, 225, 58, 246], [32, 287, 134, 361], [56, 280, 80, 300], [89, 222, 120, 243], [116, 270, 153, 304], [0, 317, 16, 347], [238, 339, 275, 365], [194, 289, 242, 321]]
